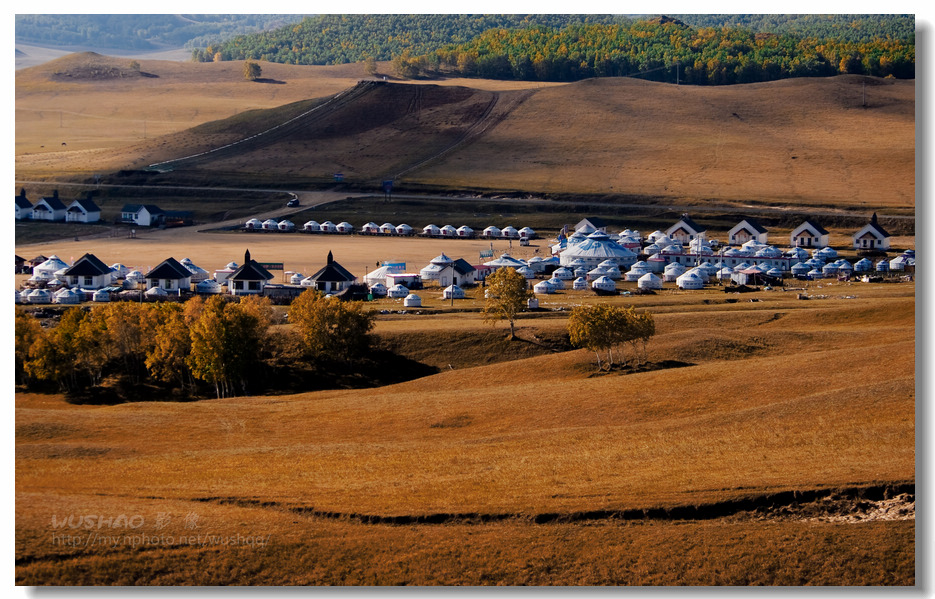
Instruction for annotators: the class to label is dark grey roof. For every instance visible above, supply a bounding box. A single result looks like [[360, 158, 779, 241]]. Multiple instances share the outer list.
[[145, 257, 191, 280], [736, 218, 768, 235], [121, 204, 142, 213], [120, 203, 163, 215], [15, 196, 32, 209], [228, 260, 274, 281], [450, 258, 476, 276], [63, 253, 111, 277], [68, 198, 101, 213], [576, 217, 607, 229], [676, 214, 705, 233], [36, 197, 67, 211], [308, 259, 356, 283], [799, 219, 829, 236]]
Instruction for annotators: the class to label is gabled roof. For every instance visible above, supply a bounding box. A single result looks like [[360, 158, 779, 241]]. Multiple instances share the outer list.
[[575, 217, 607, 230], [795, 219, 829, 236], [229, 260, 274, 281], [145, 257, 192, 280], [734, 218, 768, 235], [15, 195, 32, 209], [39, 196, 67, 210], [308, 252, 355, 283], [673, 214, 705, 233], [67, 198, 101, 213], [450, 258, 476, 276], [121, 203, 164, 215], [63, 253, 111, 277], [865, 214, 891, 238]]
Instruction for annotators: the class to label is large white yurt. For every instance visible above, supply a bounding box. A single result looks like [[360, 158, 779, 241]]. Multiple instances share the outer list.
[[790, 262, 810, 277], [261, 218, 279, 231], [516, 266, 536, 279], [518, 226, 536, 239], [244, 218, 263, 230], [592, 275, 618, 293], [552, 266, 575, 281], [663, 262, 687, 282], [303, 220, 321, 232], [559, 232, 637, 269], [482, 226, 502, 238], [53, 288, 81, 304], [440, 225, 457, 237], [388, 284, 409, 298], [320, 221, 336, 233], [180, 258, 210, 282], [821, 263, 839, 277], [854, 258, 874, 272], [145, 286, 168, 298], [572, 277, 588, 290], [835, 260, 853, 275], [278, 220, 295, 232], [379, 223, 395, 235], [290, 272, 304, 285], [195, 280, 223, 294], [403, 293, 422, 307], [501, 226, 519, 238], [422, 224, 441, 236], [815, 246, 838, 260], [396, 223, 413, 236], [585, 266, 604, 280], [889, 256, 907, 271], [369, 282, 388, 297], [419, 263, 444, 281], [34, 255, 69, 279], [92, 289, 111, 302], [676, 271, 704, 290], [646, 230, 669, 244], [442, 284, 465, 299], [484, 253, 526, 269], [361, 222, 380, 234], [336, 222, 354, 233], [546, 277, 566, 290], [533, 280, 555, 294], [638, 272, 663, 290], [28, 288, 52, 304], [28, 271, 52, 285], [457, 225, 474, 238], [624, 261, 651, 282]]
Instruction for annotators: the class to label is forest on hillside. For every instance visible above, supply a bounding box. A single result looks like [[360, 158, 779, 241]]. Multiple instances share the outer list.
[[195, 14, 914, 84]]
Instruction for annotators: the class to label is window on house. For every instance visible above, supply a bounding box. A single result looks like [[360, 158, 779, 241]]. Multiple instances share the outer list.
[[249, 281, 260, 290], [84, 276, 93, 286]]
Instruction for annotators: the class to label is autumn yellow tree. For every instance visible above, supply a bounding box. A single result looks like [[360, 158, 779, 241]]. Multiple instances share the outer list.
[[483, 267, 533, 339], [288, 289, 375, 361]]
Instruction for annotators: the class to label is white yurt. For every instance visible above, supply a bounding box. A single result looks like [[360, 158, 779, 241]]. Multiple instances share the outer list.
[[289, 272, 304, 285], [580, 266, 598, 279], [597, 260, 622, 279], [484, 253, 527, 269], [889, 256, 908, 271], [34, 255, 69, 279], [790, 262, 810, 277], [145, 286, 168, 298], [364, 266, 395, 286], [854, 258, 874, 272], [15, 289, 24, 304], [440, 225, 458, 237], [244, 218, 263, 230], [28, 271, 52, 285], [395, 223, 413, 236], [786, 247, 810, 261], [336, 222, 354, 233], [180, 258, 210, 282], [442, 284, 465, 299], [835, 260, 853, 275], [261, 218, 279, 231], [717, 266, 734, 281], [821, 263, 839, 277], [501, 226, 519, 238], [53, 267, 70, 282], [572, 277, 588, 290], [688, 266, 710, 283], [361, 222, 380, 234], [526, 256, 546, 273], [388, 284, 410, 298], [663, 262, 687, 282], [457, 225, 474, 238], [277, 219, 295, 232], [533, 280, 555, 294], [379, 223, 395, 235], [767, 267, 785, 279], [303, 220, 321, 232], [676, 271, 704, 290], [422, 224, 441, 236], [403, 293, 422, 307], [566, 231, 588, 246], [53, 288, 80, 305], [419, 263, 444, 281], [320, 221, 336, 233], [638, 272, 663, 290], [546, 277, 566, 290], [559, 232, 638, 269], [592, 276, 618, 293], [518, 226, 536, 239], [646, 230, 668, 244], [28, 289, 52, 304], [482, 226, 502, 238], [552, 266, 575, 280], [815, 246, 838, 260], [807, 268, 824, 279], [92, 289, 111, 302], [110, 263, 130, 279], [624, 261, 651, 282], [516, 265, 536, 279], [214, 263, 237, 285], [369, 282, 388, 297], [875, 259, 890, 272], [195, 280, 223, 294]]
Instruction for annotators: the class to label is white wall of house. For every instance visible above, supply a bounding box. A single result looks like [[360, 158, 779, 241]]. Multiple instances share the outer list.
[[790, 224, 829, 248], [66, 206, 100, 223], [31, 201, 65, 221], [146, 277, 191, 292], [229, 280, 266, 295], [853, 228, 890, 250], [728, 223, 768, 245], [67, 273, 111, 289]]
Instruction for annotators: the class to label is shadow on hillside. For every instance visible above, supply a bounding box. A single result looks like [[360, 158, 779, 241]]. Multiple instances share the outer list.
[[254, 78, 286, 85], [584, 359, 694, 378]]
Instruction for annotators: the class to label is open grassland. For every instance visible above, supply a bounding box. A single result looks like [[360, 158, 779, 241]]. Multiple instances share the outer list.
[[15, 285, 914, 584], [16, 53, 913, 211]]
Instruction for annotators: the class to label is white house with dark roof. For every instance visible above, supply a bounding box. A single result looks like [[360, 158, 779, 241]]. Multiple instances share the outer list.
[[790, 220, 830, 248], [15, 191, 32, 220], [575, 217, 607, 234], [437, 258, 477, 287], [728, 218, 768, 245], [227, 249, 275, 295], [666, 214, 706, 243], [852, 213, 891, 251], [61, 253, 112, 289], [31, 191, 67, 221], [144, 257, 192, 292], [120, 204, 170, 227], [304, 251, 357, 293], [65, 195, 101, 223]]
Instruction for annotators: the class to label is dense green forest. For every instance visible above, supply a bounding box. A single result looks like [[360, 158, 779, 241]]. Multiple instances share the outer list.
[[194, 14, 914, 84], [15, 15, 305, 51], [194, 14, 633, 64]]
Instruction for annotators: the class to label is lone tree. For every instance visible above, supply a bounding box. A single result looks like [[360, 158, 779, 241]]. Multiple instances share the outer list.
[[483, 267, 533, 339], [243, 60, 262, 81], [568, 304, 655, 370]]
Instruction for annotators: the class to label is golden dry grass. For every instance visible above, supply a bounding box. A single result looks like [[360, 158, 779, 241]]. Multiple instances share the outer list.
[[15, 283, 914, 584]]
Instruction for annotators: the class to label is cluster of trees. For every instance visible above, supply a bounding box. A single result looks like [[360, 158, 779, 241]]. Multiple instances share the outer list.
[[193, 14, 629, 65], [15, 290, 374, 400], [16, 15, 300, 52], [672, 14, 915, 44], [568, 304, 655, 370], [408, 20, 914, 83]]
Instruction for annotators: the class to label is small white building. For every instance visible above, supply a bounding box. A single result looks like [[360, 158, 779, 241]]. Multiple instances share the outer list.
[[666, 214, 706, 244], [728, 218, 768, 245], [31, 193, 67, 221], [65, 197, 101, 223], [403, 293, 422, 307], [15, 191, 32, 220], [853, 213, 891, 251], [145, 257, 193, 292], [790, 220, 830, 248], [442, 284, 465, 299], [61, 253, 112, 290]]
